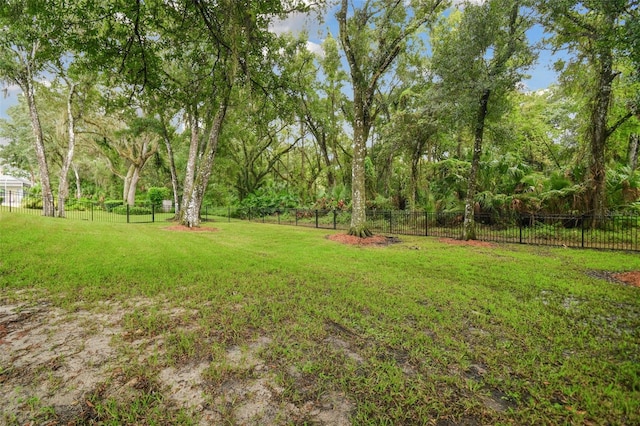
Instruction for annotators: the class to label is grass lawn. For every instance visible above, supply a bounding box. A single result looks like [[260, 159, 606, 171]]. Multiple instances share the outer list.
[[0, 213, 638, 425]]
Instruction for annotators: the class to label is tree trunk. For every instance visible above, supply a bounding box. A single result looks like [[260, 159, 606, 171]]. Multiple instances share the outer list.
[[348, 91, 372, 237], [24, 76, 55, 216], [179, 101, 228, 228], [126, 165, 141, 206], [160, 119, 181, 215], [123, 164, 134, 205], [628, 133, 639, 171], [587, 33, 616, 219], [463, 89, 491, 240], [57, 83, 77, 218], [71, 162, 81, 199], [180, 111, 201, 217]]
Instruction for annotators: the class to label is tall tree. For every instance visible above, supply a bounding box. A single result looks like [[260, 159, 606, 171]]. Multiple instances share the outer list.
[[538, 0, 640, 217], [337, 0, 447, 237], [0, 1, 67, 216], [432, 0, 535, 239]]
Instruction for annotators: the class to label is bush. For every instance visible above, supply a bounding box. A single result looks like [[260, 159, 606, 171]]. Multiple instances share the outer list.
[[112, 205, 152, 215], [104, 199, 124, 212], [238, 186, 300, 216], [147, 187, 171, 206], [66, 198, 95, 211]]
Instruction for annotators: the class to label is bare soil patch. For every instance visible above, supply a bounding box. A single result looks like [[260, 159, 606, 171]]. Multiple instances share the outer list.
[[327, 233, 401, 246], [163, 225, 219, 232], [0, 300, 353, 425]]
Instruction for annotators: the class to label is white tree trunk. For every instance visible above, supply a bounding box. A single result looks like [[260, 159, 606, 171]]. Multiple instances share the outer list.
[[179, 101, 228, 228], [72, 162, 82, 199], [24, 75, 55, 216], [57, 83, 77, 218]]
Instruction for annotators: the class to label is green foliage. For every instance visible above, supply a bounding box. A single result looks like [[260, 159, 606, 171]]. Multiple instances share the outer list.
[[147, 187, 170, 206], [103, 200, 124, 212], [112, 205, 152, 215], [607, 166, 640, 210], [237, 185, 300, 215]]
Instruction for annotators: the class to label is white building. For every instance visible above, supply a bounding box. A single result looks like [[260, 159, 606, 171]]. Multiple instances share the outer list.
[[0, 175, 32, 206]]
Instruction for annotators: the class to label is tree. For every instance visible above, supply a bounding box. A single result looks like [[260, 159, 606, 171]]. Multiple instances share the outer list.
[[88, 113, 159, 206], [337, 0, 447, 237], [538, 0, 640, 217], [0, 1, 68, 216], [432, 0, 535, 239]]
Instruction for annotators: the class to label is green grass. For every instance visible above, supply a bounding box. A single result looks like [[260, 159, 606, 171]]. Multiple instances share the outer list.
[[1, 213, 639, 424]]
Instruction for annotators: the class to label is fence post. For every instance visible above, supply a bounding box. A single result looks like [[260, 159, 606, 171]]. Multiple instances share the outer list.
[[519, 215, 522, 244], [581, 214, 585, 248], [277, 210, 280, 225], [9, 191, 12, 212], [127, 204, 130, 223], [333, 210, 337, 230], [315, 210, 319, 228], [248, 208, 251, 221], [91, 202, 94, 222], [388, 210, 392, 233], [295, 209, 298, 226], [425, 211, 428, 236], [152, 204, 155, 223]]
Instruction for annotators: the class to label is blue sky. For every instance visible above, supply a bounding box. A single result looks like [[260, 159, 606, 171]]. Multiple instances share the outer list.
[[0, 2, 564, 123]]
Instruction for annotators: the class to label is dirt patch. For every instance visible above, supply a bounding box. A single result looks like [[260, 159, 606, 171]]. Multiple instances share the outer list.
[[438, 237, 496, 248], [0, 301, 354, 425], [587, 270, 640, 288], [612, 271, 640, 288], [327, 233, 401, 246], [164, 225, 219, 232]]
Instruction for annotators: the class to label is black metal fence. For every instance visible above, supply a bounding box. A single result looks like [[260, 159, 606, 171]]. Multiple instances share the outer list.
[[1, 190, 168, 223], [2, 190, 638, 251], [241, 208, 640, 252]]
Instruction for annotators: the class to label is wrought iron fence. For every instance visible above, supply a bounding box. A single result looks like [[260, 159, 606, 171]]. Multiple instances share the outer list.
[[0, 190, 176, 223], [240, 208, 640, 252], [2, 190, 638, 251]]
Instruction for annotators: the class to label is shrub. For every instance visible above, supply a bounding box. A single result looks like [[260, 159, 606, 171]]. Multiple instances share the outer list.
[[104, 199, 124, 212], [147, 187, 171, 206], [112, 205, 152, 215]]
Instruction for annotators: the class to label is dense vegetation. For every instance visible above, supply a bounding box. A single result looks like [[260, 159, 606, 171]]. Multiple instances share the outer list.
[[0, 1, 638, 233]]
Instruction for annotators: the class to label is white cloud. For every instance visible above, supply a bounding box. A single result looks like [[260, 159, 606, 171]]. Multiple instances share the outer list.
[[269, 11, 323, 36], [306, 40, 324, 56]]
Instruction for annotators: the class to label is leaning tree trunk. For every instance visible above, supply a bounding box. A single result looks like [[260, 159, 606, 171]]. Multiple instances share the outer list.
[[126, 165, 141, 207], [160, 118, 181, 215], [24, 76, 55, 216], [57, 83, 77, 218], [71, 163, 81, 199], [463, 89, 491, 241], [179, 101, 228, 228]]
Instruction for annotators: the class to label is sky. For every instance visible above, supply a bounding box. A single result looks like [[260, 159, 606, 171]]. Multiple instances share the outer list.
[[0, 1, 564, 125]]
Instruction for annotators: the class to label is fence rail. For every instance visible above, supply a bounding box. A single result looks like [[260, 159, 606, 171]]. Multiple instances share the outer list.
[[1, 190, 638, 251]]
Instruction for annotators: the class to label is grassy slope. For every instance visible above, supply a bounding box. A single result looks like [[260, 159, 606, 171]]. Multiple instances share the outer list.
[[1, 213, 638, 424]]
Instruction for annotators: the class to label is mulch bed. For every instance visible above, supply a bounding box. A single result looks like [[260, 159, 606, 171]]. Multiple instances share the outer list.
[[326, 234, 400, 246], [611, 271, 640, 288]]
